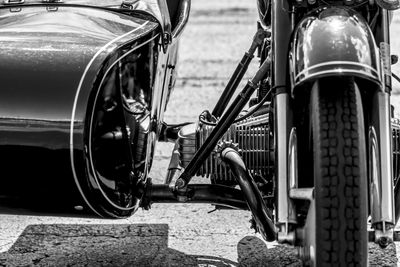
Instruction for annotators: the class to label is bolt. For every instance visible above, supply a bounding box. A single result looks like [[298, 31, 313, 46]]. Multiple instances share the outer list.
[[74, 205, 84, 211], [378, 236, 391, 248], [175, 178, 186, 189], [391, 55, 398, 65], [121, 0, 135, 9]]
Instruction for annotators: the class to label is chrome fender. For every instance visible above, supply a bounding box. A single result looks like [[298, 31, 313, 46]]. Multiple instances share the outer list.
[[290, 7, 381, 88]]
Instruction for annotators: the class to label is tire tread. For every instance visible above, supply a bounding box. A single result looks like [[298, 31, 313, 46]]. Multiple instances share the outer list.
[[313, 78, 367, 266]]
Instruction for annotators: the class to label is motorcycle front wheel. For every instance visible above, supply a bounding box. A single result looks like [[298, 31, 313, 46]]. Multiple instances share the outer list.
[[305, 77, 368, 266]]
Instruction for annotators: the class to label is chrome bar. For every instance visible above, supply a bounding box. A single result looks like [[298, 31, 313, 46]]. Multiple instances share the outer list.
[[276, 93, 297, 226], [171, 0, 191, 40], [370, 90, 395, 229]]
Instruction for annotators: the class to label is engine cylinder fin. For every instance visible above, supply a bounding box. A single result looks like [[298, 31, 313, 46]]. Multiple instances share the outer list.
[[178, 113, 274, 183]]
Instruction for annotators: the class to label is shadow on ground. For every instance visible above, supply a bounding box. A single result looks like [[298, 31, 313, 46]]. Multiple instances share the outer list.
[[0, 224, 397, 266]]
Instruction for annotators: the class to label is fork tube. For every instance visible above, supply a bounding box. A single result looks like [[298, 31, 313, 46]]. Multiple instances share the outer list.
[[275, 94, 297, 220], [370, 91, 395, 240], [272, 1, 291, 89], [272, 0, 296, 238], [370, 9, 395, 245], [370, 91, 395, 224]]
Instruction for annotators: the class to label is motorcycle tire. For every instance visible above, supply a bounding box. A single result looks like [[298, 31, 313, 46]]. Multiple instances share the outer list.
[[309, 77, 368, 266]]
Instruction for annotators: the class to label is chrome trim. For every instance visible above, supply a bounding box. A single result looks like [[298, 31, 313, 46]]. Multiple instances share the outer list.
[[295, 61, 380, 84], [171, 0, 191, 40], [295, 61, 379, 80], [69, 21, 149, 217], [276, 95, 296, 242], [295, 69, 381, 86], [87, 35, 158, 212], [276, 94, 294, 224]]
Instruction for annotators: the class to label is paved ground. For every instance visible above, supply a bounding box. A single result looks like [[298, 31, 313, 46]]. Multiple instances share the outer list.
[[0, 1, 400, 266]]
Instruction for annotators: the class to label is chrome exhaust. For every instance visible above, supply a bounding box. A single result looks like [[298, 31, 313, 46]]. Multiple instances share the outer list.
[[219, 145, 277, 241]]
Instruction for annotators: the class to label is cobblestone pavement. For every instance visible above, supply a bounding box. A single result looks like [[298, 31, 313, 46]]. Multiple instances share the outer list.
[[0, 1, 399, 266]]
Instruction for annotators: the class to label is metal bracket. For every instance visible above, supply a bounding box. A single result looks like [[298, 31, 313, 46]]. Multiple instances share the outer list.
[[158, 122, 192, 143], [161, 33, 172, 53], [277, 223, 296, 244]]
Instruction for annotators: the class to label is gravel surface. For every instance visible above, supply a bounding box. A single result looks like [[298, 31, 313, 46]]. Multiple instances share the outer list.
[[0, 1, 399, 266]]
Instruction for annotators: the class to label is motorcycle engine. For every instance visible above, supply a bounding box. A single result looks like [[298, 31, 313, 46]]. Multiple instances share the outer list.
[[174, 106, 400, 189], [176, 108, 274, 185]]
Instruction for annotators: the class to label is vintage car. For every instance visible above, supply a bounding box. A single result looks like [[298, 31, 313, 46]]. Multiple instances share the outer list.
[[0, 0, 190, 218]]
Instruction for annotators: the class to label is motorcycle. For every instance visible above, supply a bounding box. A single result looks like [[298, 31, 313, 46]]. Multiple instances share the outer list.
[[0, 0, 400, 266]]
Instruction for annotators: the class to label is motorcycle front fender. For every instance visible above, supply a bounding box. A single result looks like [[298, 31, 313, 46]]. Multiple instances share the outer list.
[[289, 7, 382, 89]]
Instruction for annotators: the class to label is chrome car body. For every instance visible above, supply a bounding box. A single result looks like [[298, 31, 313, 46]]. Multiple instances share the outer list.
[[0, 0, 189, 218]]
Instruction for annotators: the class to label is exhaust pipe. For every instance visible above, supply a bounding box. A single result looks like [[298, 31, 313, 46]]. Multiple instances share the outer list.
[[220, 146, 276, 241]]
